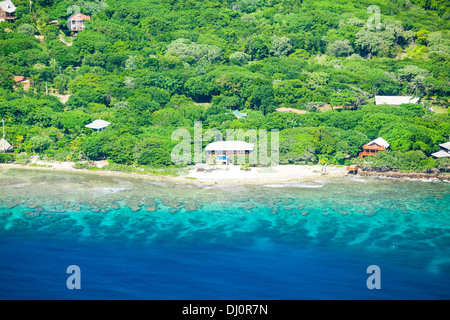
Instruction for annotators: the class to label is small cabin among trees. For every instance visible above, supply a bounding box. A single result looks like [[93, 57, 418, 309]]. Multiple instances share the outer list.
[[0, 0, 16, 22], [68, 13, 91, 32], [431, 141, 450, 158], [13, 76, 33, 90], [85, 119, 111, 132]]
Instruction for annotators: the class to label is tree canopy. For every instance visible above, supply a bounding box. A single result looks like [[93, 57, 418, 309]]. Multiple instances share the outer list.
[[0, 0, 448, 171]]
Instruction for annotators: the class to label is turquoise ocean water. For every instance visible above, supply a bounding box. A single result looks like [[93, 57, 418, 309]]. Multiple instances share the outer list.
[[0, 168, 449, 299]]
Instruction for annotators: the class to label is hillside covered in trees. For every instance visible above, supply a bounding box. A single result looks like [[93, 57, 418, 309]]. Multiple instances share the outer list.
[[0, 0, 449, 172]]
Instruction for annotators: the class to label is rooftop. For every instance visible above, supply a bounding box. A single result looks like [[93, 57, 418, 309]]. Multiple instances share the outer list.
[[438, 141, 450, 150], [14, 76, 30, 82], [0, 138, 13, 152], [205, 141, 254, 152], [431, 150, 450, 158], [0, 0, 16, 13], [375, 96, 420, 105], [366, 137, 390, 149], [275, 107, 308, 114], [69, 13, 91, 21], [85, 119, 111, 130]]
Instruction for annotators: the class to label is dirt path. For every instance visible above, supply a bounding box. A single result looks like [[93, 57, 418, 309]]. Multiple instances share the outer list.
[[48, 93, 71, 103], [59, 32, 73, 46]]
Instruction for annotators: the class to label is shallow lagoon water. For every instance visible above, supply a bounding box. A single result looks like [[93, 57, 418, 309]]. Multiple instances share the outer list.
[[0, 168, 449, 299]]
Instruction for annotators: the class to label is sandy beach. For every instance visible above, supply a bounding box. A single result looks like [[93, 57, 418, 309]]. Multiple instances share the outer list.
[[183, 164, 347, 184], [0, 157, 348, 185]]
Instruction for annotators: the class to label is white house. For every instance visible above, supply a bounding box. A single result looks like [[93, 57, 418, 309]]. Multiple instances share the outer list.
[[67, 13, 91, 32], [85, 119, 111, 131], [205, 141, 254, 164], [0, 0, 16, 22], [375, 96, 420, 106], [431, 141, 450, 158]]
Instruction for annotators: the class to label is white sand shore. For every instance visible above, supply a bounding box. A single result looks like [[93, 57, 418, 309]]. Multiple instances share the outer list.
[[184, 164, 347, 184], [0, 158, 348, 185]]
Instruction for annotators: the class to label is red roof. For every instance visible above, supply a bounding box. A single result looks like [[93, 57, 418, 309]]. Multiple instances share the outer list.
[[69, 13, 91, 21], [14, 76, 29, 82], [276, 107, 308, 114]]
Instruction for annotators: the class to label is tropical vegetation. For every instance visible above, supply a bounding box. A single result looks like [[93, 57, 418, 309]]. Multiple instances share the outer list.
[[0, 0, 449, 172]]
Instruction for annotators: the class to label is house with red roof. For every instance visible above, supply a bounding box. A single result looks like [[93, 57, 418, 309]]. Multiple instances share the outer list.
[[13, 76, 32, 90], [358, 137, 390, 158], [68, 13, 91, 32]]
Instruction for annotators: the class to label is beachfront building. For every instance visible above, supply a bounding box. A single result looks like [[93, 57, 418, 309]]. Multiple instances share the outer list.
[[375, 96, 420, 106], [0, 138, 12, 153], [0, 0, 16, 22], [359, 137, 390, 158], [85, 119, 111, 132], [0, 118, 12, 153], [275, 107, 308, 115], [431, 141, 450, 158], [68, 13, 91, 32], [205, 141, 254, 165]]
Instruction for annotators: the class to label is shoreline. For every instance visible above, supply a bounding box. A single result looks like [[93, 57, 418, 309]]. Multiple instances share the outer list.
[[358, 170, 450, 182], [0, 162, 348, 185], [1, 162, 449, 185]]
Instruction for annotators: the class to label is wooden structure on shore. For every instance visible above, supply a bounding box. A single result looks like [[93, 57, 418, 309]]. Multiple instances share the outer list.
[[359, 137, 389, 158], [346, 166, 358, 174]]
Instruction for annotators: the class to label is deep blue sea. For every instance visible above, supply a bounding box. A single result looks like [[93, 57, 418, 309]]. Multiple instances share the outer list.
[[0, 169, 449, 299]]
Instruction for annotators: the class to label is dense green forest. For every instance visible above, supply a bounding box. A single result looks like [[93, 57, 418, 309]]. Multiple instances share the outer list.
[[0, 0, 449, 172]]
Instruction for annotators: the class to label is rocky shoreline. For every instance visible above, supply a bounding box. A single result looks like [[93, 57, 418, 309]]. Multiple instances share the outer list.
[[357, 167, 450, 182]]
